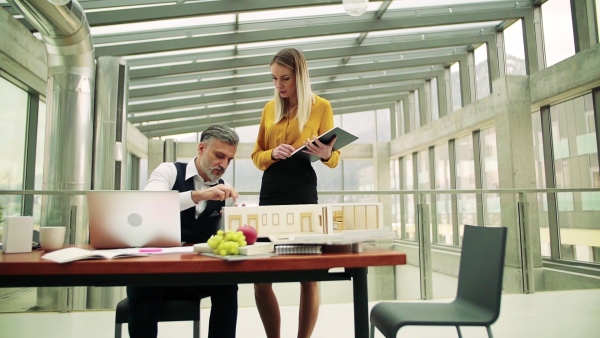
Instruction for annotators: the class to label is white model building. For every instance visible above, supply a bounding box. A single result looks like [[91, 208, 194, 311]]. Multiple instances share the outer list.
[[222, 203, 382, 238]]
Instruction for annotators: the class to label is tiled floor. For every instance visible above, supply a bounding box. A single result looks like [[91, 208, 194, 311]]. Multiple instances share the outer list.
[[0, 289, 598, 338]]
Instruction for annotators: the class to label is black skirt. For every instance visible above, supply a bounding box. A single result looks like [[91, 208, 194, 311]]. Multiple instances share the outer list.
[[259, 155, 317, 206]]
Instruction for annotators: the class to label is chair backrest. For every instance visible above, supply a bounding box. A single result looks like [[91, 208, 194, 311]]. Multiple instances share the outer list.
[[456, 225, 507, 319]]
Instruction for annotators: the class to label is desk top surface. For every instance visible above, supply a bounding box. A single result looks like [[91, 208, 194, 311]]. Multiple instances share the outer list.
[[0, 244, 406, 277]]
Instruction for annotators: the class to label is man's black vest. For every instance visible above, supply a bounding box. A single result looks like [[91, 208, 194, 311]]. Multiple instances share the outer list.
[[173, 162, 225, 244]]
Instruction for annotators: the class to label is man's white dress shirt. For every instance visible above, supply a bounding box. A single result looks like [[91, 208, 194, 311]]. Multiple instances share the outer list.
[[144, 157, 235, 218]]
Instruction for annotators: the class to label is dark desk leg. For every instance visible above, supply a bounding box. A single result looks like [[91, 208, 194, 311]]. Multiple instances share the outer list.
[[352, 267, 369, 338]]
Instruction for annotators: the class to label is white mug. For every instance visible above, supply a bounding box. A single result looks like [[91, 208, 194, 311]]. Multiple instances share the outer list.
[[39, 226, 66, 251]]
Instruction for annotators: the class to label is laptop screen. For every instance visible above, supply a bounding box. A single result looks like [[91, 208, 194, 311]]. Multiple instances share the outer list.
[[87, 191, 182, 249]]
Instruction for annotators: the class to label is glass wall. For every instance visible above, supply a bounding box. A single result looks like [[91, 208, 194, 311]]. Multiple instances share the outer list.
[[390, 158, 400, 232], [376, 108, 391, 142], [455, 134, 475, 244], [0, 77, 28, 218], [33, 100, 46, 225], [532, 110, 551, 257], [480, 127, 501, 226], [550, 94, 600, 262], [434, 143, 452, 245], [403, 155, 416, 240]]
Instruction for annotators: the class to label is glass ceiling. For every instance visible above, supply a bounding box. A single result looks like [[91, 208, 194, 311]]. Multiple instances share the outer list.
[[1, 0, 537, 137]]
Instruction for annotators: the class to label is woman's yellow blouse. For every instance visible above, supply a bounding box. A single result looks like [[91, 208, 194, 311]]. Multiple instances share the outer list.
[[252, 95, 340, 171]]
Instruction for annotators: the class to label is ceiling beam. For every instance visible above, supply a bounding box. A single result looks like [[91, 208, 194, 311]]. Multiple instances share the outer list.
[[94, 8, 528, 57]]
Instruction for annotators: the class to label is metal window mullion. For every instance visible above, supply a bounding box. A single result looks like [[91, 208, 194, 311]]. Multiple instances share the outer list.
[[429, 146, 438, 243], [449, 139, 459, 246], [593, 88, 600, 160], [570, 0, 596, 52], [389, 103, 398, 140], [403, 96, 411, 135], [23, 92, 39, 217], [458, 56, 472, 107], [517, 192, 533, 294], [399, 157, 406, 238], [473, 130, 485, 226], [417, 193, 432, 300], [540, 106, 561, 259]]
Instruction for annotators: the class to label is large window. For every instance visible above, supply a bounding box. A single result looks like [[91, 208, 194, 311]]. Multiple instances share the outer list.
[[455, 134, 476, 243], [450, 62, 462, 112], [430, 77, 439, 120], [33, 100, 46, 225], [542, 0, 576, 67], [434, 143, 452, 245], [474, 43, 490, 100], [390, 158, 401, 232], [403, 155, 416, 240], [550, 94, 599, 262], [233, 159, 262, 206], [342, 160, 375, 203], [532, 110, 551, 257], [0, 77, 28, 217], [503, 19, 527, 76], [376, 108, 391, 142], [480, 127, 501, 226]]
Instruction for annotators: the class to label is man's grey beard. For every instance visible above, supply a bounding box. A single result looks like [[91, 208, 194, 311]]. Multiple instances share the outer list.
[[200, 155, 224, 181]]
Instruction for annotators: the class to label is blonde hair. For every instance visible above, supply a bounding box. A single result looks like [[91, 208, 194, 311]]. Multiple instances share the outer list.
[[270, 48, 315, 132]]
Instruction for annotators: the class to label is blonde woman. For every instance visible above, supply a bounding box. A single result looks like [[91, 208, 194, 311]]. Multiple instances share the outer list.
[[251, 48, 340, 338]]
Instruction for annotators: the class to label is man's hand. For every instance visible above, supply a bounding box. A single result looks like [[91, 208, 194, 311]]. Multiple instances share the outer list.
[[191, 185, 239, 203]]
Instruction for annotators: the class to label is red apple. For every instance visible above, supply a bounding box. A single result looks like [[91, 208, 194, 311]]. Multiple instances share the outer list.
[[237, 225, 258, 245]]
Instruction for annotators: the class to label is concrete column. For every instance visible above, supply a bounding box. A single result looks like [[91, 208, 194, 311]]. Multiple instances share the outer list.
[[570, 0, 598, 52], [401, 95, 410, 135], [423, 81, 432, 126], [458, 55, 472, 106], [492, 76, 543, 293], [495, 31, 507, 78], [417, 84, 427, 129], [436, 71, 448, 118], [522, 6, 545, 74], [389, 103, 398, 140]]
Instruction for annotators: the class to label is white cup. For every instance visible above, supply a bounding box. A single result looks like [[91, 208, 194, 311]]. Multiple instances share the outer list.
[[39, 227, 66, 251]]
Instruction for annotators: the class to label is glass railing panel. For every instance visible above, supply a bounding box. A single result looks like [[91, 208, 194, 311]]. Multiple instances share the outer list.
[[434, 193, 453, 245], [558, 191, 600, 263]]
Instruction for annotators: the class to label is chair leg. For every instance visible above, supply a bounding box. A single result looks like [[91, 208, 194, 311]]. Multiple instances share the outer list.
[[369, 323, 374, 338], [193, 319, 200, 338], [114, 323, 122, 338], [486, 326, 494, 338], [455, 326, 463, 338]]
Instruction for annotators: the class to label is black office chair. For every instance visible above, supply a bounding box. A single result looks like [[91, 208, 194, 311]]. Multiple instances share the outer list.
[[370, 225, 507, 338], [115, 297, 201, 338]]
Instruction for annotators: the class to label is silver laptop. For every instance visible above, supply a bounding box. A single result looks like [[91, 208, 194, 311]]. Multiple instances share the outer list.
[[87, 190, 182, 249]]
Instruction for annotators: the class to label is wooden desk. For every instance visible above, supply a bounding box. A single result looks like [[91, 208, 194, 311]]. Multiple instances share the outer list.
[[0, 245, 405, 338]]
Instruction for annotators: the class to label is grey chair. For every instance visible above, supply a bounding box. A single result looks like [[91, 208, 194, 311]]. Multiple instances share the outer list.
[[370, 225, 507, 338], [115, 297, 201, 338]]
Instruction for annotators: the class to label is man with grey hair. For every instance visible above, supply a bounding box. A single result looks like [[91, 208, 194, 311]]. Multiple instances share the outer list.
[[127, 124, 240, 338]]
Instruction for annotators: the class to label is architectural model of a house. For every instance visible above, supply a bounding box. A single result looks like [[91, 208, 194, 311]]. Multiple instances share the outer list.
[[222, 203, 383, 238]]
